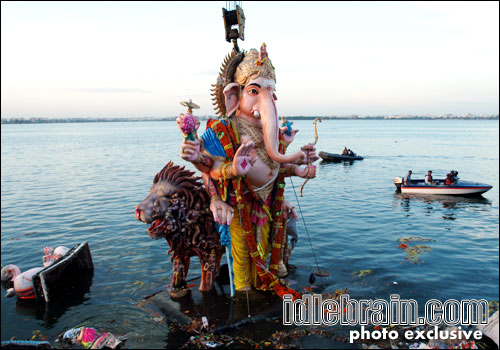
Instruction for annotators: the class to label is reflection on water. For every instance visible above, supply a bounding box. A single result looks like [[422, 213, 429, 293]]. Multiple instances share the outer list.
[[2, 270, 94, 327], [320, 159, 357, 167], [397, 193, 492, 222], [14, 299, 38, 318], [393, 192, 491, 212]]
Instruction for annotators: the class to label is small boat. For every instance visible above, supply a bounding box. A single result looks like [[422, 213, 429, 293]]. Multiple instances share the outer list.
[[319, 151, 363, 161], [394, 177, 492, 196]]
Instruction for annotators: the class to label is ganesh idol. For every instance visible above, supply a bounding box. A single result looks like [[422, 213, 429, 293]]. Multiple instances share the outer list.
[[177, 44, 318, 298]]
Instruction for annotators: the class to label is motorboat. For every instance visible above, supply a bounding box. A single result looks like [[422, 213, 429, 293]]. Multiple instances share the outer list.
[[394, 177, 492, 196], [319, 151, 363, 161]]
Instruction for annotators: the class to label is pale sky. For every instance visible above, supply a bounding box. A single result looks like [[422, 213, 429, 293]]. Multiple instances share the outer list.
[[1, 1, 499, 118]]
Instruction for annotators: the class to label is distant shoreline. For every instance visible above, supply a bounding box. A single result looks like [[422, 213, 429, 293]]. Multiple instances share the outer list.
[[1, 115, 498, 124]]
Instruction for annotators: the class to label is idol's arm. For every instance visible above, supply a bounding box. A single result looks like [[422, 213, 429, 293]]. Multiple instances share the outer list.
[[179, 139, 215, 174]]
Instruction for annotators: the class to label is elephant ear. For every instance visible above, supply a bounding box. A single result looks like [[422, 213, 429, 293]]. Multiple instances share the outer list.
[[211, 50, 244, 117], [223, 83, 241, 118]]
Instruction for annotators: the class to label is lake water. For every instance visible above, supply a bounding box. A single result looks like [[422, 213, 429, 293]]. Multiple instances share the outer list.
[[1, 119, 498, 347]]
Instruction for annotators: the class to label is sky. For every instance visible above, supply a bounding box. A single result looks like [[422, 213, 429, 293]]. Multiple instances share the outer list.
[[1, 1, 499, 118]]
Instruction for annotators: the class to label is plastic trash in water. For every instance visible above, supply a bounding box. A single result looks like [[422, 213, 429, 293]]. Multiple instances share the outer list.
[[57, 326, 127, 349]]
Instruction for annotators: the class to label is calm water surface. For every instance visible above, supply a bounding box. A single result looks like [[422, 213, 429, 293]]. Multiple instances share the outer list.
[[1, 120, 498, 347]]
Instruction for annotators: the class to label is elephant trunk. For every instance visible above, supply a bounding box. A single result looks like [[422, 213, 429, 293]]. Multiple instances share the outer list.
[[1, 264, 21, 282], [260, 95, 304, 164]]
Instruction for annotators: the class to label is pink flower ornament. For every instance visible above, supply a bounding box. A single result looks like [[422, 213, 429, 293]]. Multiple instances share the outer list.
[[181, 114, 197, 135]]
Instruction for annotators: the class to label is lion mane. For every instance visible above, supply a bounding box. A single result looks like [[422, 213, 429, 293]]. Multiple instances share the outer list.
[[153, 161, 208, 209], [151, 161, 221, 260]]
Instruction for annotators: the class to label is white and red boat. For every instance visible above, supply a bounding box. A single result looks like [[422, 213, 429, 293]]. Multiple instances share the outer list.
[[394, 177, 492, 196]]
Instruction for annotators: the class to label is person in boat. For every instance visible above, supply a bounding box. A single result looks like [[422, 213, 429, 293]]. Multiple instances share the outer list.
[[425, 170, 434, 185], [342, 147, 348, 155], [404, 170, 412, 185], [449, 170, 459, 185], [445, 173, 452, 186]]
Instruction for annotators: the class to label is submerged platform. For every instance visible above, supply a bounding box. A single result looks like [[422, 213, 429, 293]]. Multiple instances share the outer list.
[[136, 263, 337, 345], [134, 264, 361, 348]]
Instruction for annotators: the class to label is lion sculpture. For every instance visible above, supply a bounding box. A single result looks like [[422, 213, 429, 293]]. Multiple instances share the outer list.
[[135, 161, 223, 297]]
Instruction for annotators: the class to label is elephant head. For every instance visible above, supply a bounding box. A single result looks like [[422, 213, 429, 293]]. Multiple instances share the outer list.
[[211, 44, 305, 164]]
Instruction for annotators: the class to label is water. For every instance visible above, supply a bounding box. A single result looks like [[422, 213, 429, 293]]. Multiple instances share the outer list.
[[1, 119, 498, 346]]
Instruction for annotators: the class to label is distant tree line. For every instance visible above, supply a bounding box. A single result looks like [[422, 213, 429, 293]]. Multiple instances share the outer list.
[[2, 115, 498, 124]]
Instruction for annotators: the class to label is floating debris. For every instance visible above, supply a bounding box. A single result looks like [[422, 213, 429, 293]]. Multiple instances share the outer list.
[[321, 288, 349, 301], [352, 270, 372, 278], [489, 300, 499, 315], [396, 238, 435, 264], [403, 245, 433, 264], [56, 326, 127, 349], [23, 232, 39, 236], [180, 317, 213, 334], [268, 327, 343, 348], [30, 330, 48, 341], [397, 236, 436, 243], [153, 316, 164, 323], [178, 326, 344, 349]]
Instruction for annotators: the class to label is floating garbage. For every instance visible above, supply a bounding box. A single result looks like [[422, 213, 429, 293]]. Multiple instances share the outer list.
[[1, 245, 71, 300], [397, 237, 436, 243], [403, 245, 433, 264], [396, 238, 435, 264], [57, 326, 127, 349], [178, 325, 344, 349], [33, 242, 93, 302], [1, 242, 93, 302], [132, 280, 144, 287], [181, 316, 213, 334], [352, 270, 372, 278]]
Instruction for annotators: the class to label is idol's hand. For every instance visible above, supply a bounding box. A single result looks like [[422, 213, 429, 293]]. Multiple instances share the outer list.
[[297, 144, 319, 164], [232, 141, 257, 177], [210, 198, 234, 225], [282, 199, 298, 220], [176, 113, 200, 135], [180, 139, 201, 163], [294, 164, 317, 179], [280, 122, 299, 145]]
